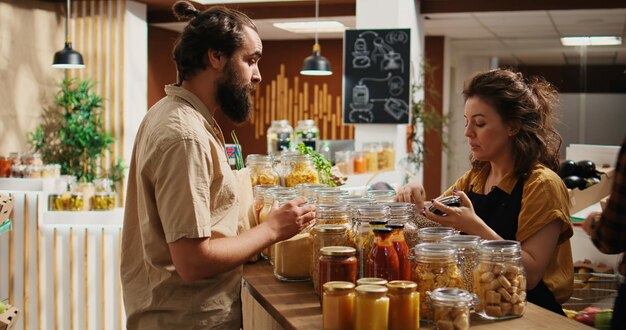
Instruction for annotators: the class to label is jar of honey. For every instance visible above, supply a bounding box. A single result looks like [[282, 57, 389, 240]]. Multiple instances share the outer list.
[[323, 281, 355, 330], [354, 285, 389, 330], [387, 280, 420, 330]]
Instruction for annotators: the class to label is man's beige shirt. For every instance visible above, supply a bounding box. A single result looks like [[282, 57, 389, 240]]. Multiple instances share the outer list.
[[121, 85, 241, 329]]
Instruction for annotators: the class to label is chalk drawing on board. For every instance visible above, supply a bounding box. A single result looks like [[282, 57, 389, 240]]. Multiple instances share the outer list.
[[352, 34, 371, 69], [371, 98, 409, 120]]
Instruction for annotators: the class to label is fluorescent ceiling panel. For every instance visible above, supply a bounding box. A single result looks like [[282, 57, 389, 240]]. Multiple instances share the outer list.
[[560, 36, 622, 46]]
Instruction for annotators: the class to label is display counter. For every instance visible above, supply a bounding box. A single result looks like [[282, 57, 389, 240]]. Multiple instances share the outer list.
[[242, 261, 589, 330]]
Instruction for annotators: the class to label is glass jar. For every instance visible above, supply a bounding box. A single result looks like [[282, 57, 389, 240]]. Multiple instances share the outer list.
[[363, 142, 380, 173], [253, 184, 276, 226], [384, 202, 419, 249], [335, 151, 354, 175], [48, 193, 71, 211], [353, 151, 367, 174], [474, 240, 526, 320], [248, 155, 280, 186], [312, 225, 353, 296], [354, 285, 389, 330], [295, 183, 328, 203], [381, 141, 395, 170], [294, 119, 320, 150], [366, 190, 396, 202], [417, 227, 458, 244], [352, 205, 390, 278], [11, 164, 25, 178], [319, 246, 357, 297], [69, 192, 84, 211], [284, 155, 319, 187], [386, 224, 411, 281], [273, 231, 312, 281], [92, 192, 117, 210], [323, 281, 355, 330], [315, 204, 351, 226], [387, 281, 420, 330], [77, 182, 95, 211], [441, 235, 481, 293], [267, 119, 293, 155], [93, 178, 114, 192], [411, 243, 464, 318], [8, 152, 21, 166], [367, 228, 400, 281], [21, 152, 42, 166], [0, 156, 12, 177], [429, 288, 475, 329], [357, 278, 388, 286], [259, 188, 298, 259], [316, 188, 349, 204]]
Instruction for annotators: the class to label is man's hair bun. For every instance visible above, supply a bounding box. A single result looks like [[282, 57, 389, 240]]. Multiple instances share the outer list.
[[172, 1, 200, 21]]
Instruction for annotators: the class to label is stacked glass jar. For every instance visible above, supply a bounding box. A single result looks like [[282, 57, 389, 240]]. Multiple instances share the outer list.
[[441, 235, 481, 293], [247, 154, 280, 186], [283, 154, 319, 187], [316, 188, 349, 204], [384, 202, 418, 248]]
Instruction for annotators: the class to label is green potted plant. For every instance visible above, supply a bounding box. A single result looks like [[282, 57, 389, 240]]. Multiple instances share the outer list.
[[28, 78, 122, 186]]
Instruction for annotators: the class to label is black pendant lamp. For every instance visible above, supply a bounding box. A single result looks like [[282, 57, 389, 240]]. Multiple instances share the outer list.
[[300, 0, 332, 76], [52, 0, 84, 69]]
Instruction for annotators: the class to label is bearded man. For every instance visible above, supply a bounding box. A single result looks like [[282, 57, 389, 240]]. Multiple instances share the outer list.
[[120, 2, 314, 329]]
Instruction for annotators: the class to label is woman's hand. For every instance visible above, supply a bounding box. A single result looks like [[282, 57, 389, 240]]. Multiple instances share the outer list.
[[395, 181, 426, 209], [423, 191, 493, 237], [582, 211, 601, 236]]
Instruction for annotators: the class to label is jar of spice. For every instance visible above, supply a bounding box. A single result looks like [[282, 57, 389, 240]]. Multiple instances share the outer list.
[[411, 243, 464, 319], [429, 287, 475, 330], [284, 155, 319, 187], [311, 225, 353, 296], [354, 285, 389, 330], [387, 280, 420, 330], [367, 227, 400, 281], [441, 235, 481, 293], [319, 246, 357, 297], [474, 240, 526, 320], [417, 226, 458, 244], [247, 155, 280, 186], [386, 223, 411, 281], [353, 151, 367, 174], [323, 281, 355, 330]]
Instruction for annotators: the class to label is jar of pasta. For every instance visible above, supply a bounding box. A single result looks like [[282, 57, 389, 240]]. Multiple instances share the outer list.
[[248, 155, 280, 186], [429, 287, 475, 330], [323, 281, 355, 330], [355, 285, 389, 330], [387, 281, 420, 330], [441, 235, 481, 293], [319, 246, 357, 297], [363, 142, 380, 173], [295, 183, 328, 203], [316, 204, 351, 226], [411, 243, 464, 319], [366, 189, 396, 202], [474, 240, 526, 320], [284, 155, 319, 187], [311, 225, 353, 296], [417, 226, 458, 244], [267, 119, 293, 156], [352, 205, 390, 278], [316, 188, 349, 204], [384, 202, 419, 249]]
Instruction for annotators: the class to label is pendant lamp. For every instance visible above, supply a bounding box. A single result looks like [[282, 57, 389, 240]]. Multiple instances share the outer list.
[[52, 0, 85, 69], [300, 0, 332, 76]]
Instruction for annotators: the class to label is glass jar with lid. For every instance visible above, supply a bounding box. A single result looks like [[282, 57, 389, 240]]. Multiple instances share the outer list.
[[294, 119, 320, 150], [386, 223, 411, 281], [357, 278, 388, 286], [315, 204, 351, 226], [259, 188, 298, 259], [353, 151, 367, 174], [316, 188, 349, 204], [387, 281, 420, 330], [69, 192, 85, 211], [267, 119, 293, 155], [284, 154, 319, 187], [247, 155, 280, 186], [366, 189, 396, 202], [295, 183, 327, 203], [0, 155, 11, 177], [362, 142, 380, 173], [441, 235, 481, 292], [411, 243, 464, 318], [352, 205, 390, 278], [311, 225, 353, 296], [417, 226, 459, 244], [384, 202, 418, 249], [335, 151, 354, 175], [429, 287, 476, 329], [92, 192, 117, 210], [354, 285, 389, 330], [381, 141, 395, 170], [319, 246, 357, 297], [253, 184, 277, 226], [323, 281, 355, 330], [367, 228, 400, 281], [474, 240, 526, 320], [273, 230, 312, 282]]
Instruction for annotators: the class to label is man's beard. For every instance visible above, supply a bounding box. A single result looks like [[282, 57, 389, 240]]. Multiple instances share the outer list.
[[217, 61, 255, 124]]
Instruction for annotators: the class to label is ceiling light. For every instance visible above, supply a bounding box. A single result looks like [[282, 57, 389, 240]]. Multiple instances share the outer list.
[[300, 0, 332, 76], [273, 21, 346, 34], [560, 36, 622, 47], [53, 0, 85, 69]]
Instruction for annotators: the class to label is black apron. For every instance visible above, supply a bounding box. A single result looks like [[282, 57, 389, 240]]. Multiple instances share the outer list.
[[467, 179, 566, 316]]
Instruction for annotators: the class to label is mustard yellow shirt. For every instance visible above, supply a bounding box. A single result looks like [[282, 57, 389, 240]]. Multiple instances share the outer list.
[[443, 163, 574, 303]]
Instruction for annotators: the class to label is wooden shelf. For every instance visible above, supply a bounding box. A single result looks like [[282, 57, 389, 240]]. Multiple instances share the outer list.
[[42, 208, 124, 227]]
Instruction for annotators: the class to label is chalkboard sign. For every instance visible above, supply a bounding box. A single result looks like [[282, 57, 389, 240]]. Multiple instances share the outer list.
[[343, 29, 411, 124]]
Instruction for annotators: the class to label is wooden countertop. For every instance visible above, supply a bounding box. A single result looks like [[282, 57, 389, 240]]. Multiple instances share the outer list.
[[243, 261, 591, 330]]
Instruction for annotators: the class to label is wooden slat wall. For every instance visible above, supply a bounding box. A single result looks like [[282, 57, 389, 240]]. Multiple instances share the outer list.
[[251, 64, 354, 141]]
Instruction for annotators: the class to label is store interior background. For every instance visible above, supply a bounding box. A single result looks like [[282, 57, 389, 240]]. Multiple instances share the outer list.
[[0, 0, 625, 198]]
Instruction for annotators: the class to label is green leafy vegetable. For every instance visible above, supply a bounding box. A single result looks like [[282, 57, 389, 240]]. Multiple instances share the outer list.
[[230, 131, 244, 170], [296, 143, 335, 187]]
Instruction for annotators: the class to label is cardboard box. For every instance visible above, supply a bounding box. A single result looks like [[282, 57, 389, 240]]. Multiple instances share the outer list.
[[0, 306, 19, 330], [569, 168, 614, 214]]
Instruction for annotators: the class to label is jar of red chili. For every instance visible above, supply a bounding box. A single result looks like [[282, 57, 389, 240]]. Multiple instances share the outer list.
[[386, 223, 411, 281], [319, 246, 357, 298], [367, 227, 400, 281]]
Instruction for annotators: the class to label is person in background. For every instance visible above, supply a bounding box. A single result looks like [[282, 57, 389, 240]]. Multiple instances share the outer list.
[[120, 2, 314, 329], [582, 135, 626, 330], [396, 69, 573, 314]]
